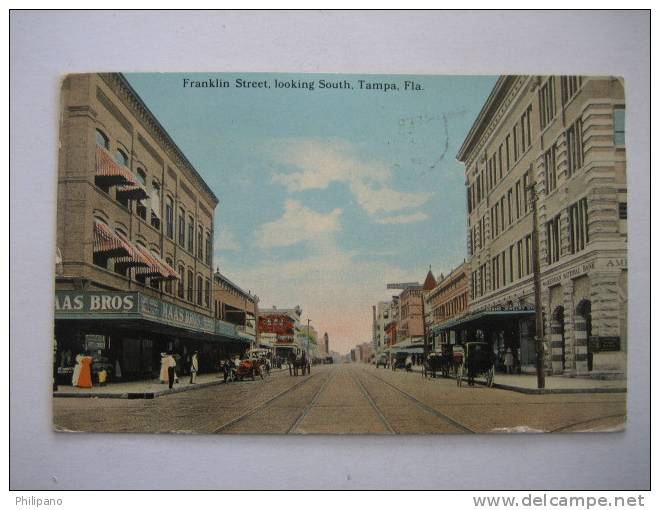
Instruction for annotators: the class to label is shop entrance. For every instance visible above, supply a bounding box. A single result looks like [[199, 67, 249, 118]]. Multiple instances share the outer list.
[[576, 299, 593, 371]]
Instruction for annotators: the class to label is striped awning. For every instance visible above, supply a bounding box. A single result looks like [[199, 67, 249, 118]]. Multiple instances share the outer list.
[[93, 221, 134, 258], [115, 184, 149, 200], [134, 244, 179, 280], [95, 147, 139, 186]]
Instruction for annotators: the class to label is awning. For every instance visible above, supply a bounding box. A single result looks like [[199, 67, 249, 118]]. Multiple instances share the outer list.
[[93, 221, 134, 258], [115, 183, 149, 201], [134, 244, 179, 280], [95, 146, 139, 186], [432, 309, 536, 332]]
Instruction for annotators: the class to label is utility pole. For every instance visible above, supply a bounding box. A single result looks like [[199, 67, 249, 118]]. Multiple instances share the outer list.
[[306, 317, 312, 358], [421, 289, 429, 362], [528, 179, 545, 389]]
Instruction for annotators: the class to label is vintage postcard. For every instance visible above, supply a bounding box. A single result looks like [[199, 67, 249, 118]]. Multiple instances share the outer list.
[[53, 73, 627, 434]]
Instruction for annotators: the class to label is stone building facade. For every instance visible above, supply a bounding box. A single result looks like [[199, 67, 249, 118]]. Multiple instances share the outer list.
[[456, 75, 627, 376], [54, 73, 248, 381]]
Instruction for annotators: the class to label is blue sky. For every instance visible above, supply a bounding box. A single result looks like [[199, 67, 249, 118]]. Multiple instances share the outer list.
[[125, 73, 496, 354]]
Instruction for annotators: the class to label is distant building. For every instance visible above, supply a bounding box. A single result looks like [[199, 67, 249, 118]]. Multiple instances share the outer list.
[[372, 301, 390, 354], [426, 261, 470, 350]]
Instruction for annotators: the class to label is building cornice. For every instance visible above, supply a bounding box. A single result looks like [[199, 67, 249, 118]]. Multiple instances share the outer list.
[[99, 73, 219, 206]]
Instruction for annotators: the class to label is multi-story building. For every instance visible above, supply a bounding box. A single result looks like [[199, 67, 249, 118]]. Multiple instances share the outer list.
[[258, 305, 303, 358], [384, 295, 400, 348], [372, 301, 390, 354], [53, 73, 262, 379], [427, 261, 470, 350], [213, 269, 258, 348], [456, 75, 627, 375], [394, 270, 436, 350]]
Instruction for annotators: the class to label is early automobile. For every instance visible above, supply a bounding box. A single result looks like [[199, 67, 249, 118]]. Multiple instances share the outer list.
[[456, 342, 495, 388], [391, 352, 411, 371], [375, 354, 389, 368]]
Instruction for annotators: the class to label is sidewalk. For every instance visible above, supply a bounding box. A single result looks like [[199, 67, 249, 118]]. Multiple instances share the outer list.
[[409, 365, 626, 394], [53, 367, 289, 399]]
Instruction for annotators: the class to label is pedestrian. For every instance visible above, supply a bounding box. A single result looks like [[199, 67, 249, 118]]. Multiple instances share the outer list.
[[167, 352, 177, 390], [159, 352, 168, 384], [71, 354, 82, 387], [98, 368, 108, 387], [504, 348, 514, 374], [190, 351, 199, 384]]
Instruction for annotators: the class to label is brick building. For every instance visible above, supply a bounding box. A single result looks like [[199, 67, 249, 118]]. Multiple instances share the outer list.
[[427, 261, 470, 350]]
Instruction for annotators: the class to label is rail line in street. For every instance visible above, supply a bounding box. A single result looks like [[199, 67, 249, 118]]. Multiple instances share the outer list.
[[347, 369, 397, 434], [365, 370, 476, 434], [287, 368, 338, 434], [213, 369, 323, 433]]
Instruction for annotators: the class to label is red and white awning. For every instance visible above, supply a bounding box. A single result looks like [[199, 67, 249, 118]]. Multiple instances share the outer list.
[[93, 221, 134, 258], [95, 146, 139, 186], [134, 244, 180, 281]]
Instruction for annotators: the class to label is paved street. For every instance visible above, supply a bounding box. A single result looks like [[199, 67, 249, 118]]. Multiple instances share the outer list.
[[53, 364, 626, 434]]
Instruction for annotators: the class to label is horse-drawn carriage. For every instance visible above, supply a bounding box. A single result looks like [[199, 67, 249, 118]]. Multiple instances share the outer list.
[[455, 341, 495, 388], [422, 344, 464, 379], [288, 351, 311, 376]]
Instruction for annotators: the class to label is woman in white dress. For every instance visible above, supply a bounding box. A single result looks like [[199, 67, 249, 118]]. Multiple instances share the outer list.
[[71, 354, 82, 387], [159, 353, 168, 383]]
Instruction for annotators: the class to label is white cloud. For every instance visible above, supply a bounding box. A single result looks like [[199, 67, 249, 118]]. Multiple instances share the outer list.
[[373, 212, 429, 224], [214, 227, 241, 252], [255, 199, 342, 249], [268, 138, 431, 220]]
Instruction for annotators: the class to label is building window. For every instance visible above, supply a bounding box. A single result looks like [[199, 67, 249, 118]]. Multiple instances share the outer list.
[[569, 198, 589, 254], [546, 215, 561, 265], [197, 226, 204, 259], [566, 118, 584, 177], [205, 231, 212, 265], [515, 180, 521, 219], [539, 77, 556, 129], [95, 129, 109, 149], [619, 202, 627, 220], [523, 170, 530, 214], [149, 250, 160, 290], [187, 216, 194, 253], [517, 239, 523, 279], [178, 265, 185, 298], [165, 197, 174, 239], [151, 182, 161, 230], [614, 107, 625, 146], [115, 148, 129, 167], [505, 135, 511, 171], [513, 125, 519, 161], [205, 279, 211, 307], [165, 258, 174, 294], [560, 76, 583, 105], [544, 144, 557, 194], [187, 269, 194, 302], [509, 245, 514, 283], [178, 208, 185, 247], [197, 275, 203, 305], [524, 235, 532, 276], [135, 169, 148, 220]]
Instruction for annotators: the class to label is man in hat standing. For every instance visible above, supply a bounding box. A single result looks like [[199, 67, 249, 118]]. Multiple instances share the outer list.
[[190, 351, 199, 384]]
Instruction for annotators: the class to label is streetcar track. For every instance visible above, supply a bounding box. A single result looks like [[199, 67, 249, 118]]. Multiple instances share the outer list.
[[287, 369, 337, 434], [549, 413, 627, 433], [348, 370, 396, 434], [366, 370, 475, 433], [213, 371, 321, 433]]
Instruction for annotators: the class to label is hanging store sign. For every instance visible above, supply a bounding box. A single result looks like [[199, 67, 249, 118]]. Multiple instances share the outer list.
[[84, 334, 106, 351], [139, 294, 216, 334]]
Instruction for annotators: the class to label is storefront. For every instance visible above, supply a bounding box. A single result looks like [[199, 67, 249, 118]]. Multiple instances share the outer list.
[[54, 290, 250, 383], [433, 306, 536, 373]]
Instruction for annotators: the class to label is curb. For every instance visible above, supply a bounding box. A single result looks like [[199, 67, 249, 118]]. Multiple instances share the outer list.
[[53, 367, 291, 399]]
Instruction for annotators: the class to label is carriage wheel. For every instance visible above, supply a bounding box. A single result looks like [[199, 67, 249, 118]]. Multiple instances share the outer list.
[[486, 366, 494, 388]]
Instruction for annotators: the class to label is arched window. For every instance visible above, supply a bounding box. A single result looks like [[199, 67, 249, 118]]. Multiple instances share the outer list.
[[205, 231, 212, 265], [177, 264, 185, 299], [187, 216, 194, 253], [197, 225, 203, 259], [115, 148, 129, 167], [165, 197, 174, 239], [205, 278, 211, 307], [187, 269, 194, 302], [178, 208, 185, 247], [165, 257, 174, 294], [151, 181, 161, 230], [196, 275, 203, 305], [135, 241, 147, 285], [135, 169, 147, 220], [95, 129, 109, 149]]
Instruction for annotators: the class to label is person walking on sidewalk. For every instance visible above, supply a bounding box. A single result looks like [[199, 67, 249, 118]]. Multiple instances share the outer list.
[[505, 348, 514, 374], [167, 352, 177, 390], [190, 351, 199, 384], [159, 353, 168, 384]]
